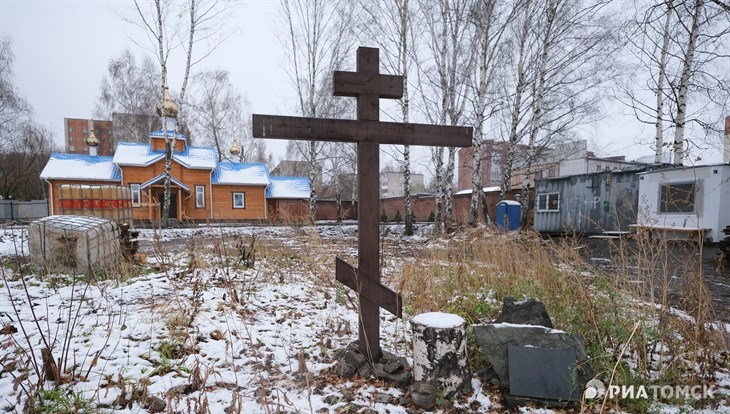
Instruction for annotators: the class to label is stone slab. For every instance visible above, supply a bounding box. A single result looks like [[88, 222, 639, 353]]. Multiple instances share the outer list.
[[473, 324, 594, 389], [508, 345, 580, 401]]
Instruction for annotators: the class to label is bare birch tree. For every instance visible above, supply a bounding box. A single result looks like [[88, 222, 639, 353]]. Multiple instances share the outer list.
[[499, 0, 535, 202], [93, 49, 160, 145], [280, 0, 354, 222], [355, 0, 417, 234], [416, 0, 473, 231], [514, 0, 618, 222], [466, 0, 519, 225], [0, 38, 55, 200], [188, 69, 242, 161], [625, 0, 730, 164], [130, 0, 233, 226]]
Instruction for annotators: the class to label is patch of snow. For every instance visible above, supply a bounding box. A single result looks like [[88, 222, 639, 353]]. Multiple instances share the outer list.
[[40, 153, 120, 181], [489, 322, 565, 334], [411, 312, 465, 329], [213, 162, 270, 185], [0, 225, 28, 256], [266, 176, 310, 199]]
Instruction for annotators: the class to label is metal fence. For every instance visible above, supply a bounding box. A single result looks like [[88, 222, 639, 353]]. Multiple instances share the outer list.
[[0, 200, 49, 222]]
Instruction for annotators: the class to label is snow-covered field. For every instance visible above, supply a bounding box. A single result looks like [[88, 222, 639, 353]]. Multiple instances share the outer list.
[[1, 223, 728, 413], [0, 224, 491, 413]]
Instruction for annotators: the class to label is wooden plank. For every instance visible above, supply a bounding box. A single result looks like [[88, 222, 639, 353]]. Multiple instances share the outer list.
[[336, 257, 402, 318], [252, 115, 473, 147], [333, 71, 403, 99]]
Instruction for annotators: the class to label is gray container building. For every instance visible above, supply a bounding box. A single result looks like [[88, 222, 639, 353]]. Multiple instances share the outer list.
[[533, 169, 646, 234]]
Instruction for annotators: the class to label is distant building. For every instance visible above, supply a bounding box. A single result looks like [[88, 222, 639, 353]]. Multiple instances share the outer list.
[[380, 171, 425, 198], [459, 139, 646, 192], [45, 92, 309, 222], [457, 140, 528, 191], [112, 112, 159, 144], [270, 160, 322, 191], [64, 118, 113, 156]]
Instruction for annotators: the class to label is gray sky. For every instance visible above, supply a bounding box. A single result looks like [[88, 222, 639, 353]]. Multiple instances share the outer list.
[[1, 0, 294, 159], [0, 0, 725, 182]]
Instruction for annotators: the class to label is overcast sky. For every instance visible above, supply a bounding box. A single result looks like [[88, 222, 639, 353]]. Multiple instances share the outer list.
[[0, 0, 725, 180]]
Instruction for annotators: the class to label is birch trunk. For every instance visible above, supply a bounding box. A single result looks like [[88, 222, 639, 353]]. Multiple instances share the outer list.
[[655, 2, 672, 164], [156, 0, 172, 227], [308, 141, 317, 222], [399, 0, 414, 236], [468, 0, 490, 225], [672, 0, 702, 166], [499, 0, 532, 202], [520, 0, 556, 225], [335, 173, 342, 224], [433, 148, 444, 232], [444, 147, 456, 229]]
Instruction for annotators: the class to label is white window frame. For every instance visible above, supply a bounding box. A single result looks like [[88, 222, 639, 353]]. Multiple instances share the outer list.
[[130, 184, 141, 207], [536, 192, 560, 212], [233, 192, 245, 209], [659, 182, 695, 214], [195, 185, 205, 208], [69, 145, 75, 152]]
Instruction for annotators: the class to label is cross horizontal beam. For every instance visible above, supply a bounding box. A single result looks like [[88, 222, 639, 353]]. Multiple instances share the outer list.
[[252, 114, 473, 147], [336, 257, 402, 318], [333, 71, 403, 99]]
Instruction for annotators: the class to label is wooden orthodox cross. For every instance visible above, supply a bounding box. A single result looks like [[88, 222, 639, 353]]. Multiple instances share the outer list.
[[253, 47, 472, 362]]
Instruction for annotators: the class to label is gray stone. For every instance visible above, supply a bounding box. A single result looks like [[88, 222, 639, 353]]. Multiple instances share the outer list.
[[333, 342, 412, 387], [146, 396, 166, 413], [472, 324, 594, 390], [358, 362, 375, 378], [323, 394, 342, 405], [375, 393, 393, 404], [343, 348, 367, 367], [341, 389, 355, 402], [508, 345, 580, 401], [494, 297, 553, 328], [334, 358, 357, 378], [375, 362, 411, 388], [410, 381, 437, 410]]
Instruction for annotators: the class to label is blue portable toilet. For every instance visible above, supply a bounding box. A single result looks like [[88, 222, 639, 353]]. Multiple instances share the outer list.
[[496, 200, 521, 231]]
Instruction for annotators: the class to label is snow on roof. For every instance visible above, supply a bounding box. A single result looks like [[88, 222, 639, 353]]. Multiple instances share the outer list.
[[40, 154, 120, 182], [140, 174, 190, 192], [113, 142, 216, 169], [454, 186, 501, 196], [113, 142, 164, 166], [148, 129, 187, 140], [174, 146, 217, 169], [267, 176, 310, 199], [499, 200, 522, 206], [212, 162, 270, 186]]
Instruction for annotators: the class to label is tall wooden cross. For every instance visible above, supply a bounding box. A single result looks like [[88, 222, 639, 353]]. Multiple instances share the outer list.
[[253, 47, 472, 362]]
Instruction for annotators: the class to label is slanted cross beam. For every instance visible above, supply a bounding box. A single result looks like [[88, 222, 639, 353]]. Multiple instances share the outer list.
[[253, 47, 472, 362]]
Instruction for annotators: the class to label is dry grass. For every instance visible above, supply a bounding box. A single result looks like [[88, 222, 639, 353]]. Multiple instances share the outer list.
[[398, 227, 727, 412]]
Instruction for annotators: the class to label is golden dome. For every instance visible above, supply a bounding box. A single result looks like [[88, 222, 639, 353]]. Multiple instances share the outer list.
[[86, 130, 99, 147], [156, 86, 179, 118], [230, 143, 241, 156]]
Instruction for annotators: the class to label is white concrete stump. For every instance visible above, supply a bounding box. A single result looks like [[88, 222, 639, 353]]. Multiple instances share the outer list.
[[411, 312, 470, 398]]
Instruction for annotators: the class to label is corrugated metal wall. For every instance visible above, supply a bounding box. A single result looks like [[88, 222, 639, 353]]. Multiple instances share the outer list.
[[0, 200, 49, 222], [533, 170, 640, 234]]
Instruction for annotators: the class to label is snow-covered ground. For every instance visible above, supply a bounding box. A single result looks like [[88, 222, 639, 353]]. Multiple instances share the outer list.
[[0, 224, 490, 413], [1, 223, 728, 413]]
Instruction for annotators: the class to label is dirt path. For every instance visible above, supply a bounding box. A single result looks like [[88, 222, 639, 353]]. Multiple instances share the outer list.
[[580, 236, 730, 324]]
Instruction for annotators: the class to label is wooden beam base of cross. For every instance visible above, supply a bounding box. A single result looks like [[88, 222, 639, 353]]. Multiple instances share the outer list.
[[253, 47, 472, 362]]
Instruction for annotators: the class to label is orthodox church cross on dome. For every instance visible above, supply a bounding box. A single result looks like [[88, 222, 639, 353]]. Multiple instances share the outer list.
[[253, 47, 473, 361]]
